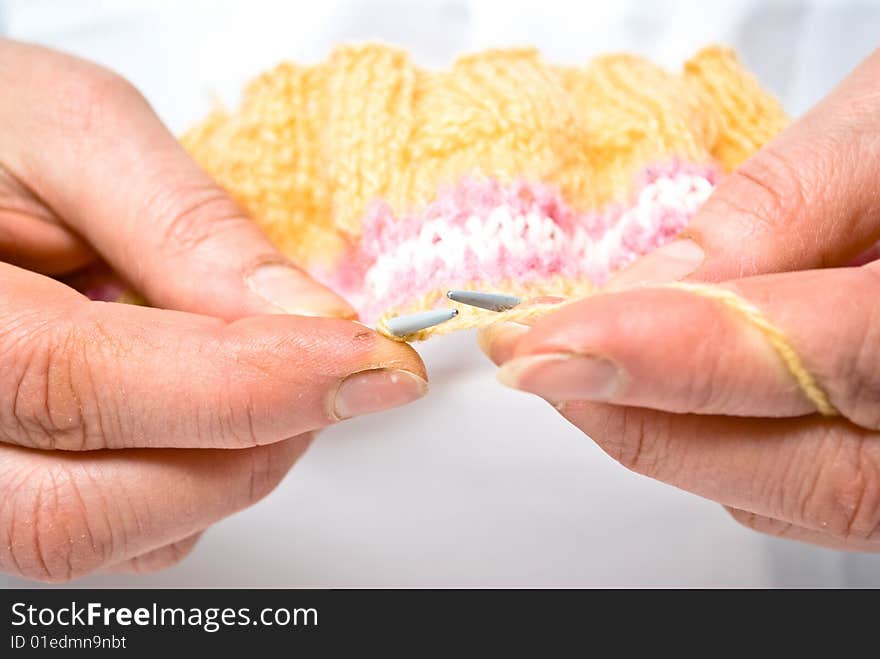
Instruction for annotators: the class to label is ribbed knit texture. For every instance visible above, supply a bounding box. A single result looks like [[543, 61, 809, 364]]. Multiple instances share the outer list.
[[181, 44, 787, 330]]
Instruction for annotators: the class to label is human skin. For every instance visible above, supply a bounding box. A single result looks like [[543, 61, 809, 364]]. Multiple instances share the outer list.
[[481, 49, 880, 552], [0, 40, 428, 581]]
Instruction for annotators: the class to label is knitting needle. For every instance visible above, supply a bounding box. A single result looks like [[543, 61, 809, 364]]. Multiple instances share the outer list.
[[446, 289, 522, 312], [385, 308, 459, 337]]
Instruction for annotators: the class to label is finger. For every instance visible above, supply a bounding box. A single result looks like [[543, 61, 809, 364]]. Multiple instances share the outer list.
[[0, 262, 426, 450], [554, 400, 880, 546], [0, 165, 94, 273], [495, 266, 880, 425], [477, 297, 566, 365], [724, 507, 879, 552], [608, 49, 880, 289], [104, 533, 203, 575], [0, 214, 94, 274], [0, 39, 353, 320], [0, 435, 311, 582]]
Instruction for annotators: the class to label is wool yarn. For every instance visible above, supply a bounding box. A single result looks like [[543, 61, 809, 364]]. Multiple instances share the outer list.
[[151, 43, 839, 415], [181, 43, 788, 336]]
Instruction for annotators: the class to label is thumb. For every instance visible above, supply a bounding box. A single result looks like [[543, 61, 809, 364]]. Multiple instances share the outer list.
[[0, 39, 353, 320], [607, 47, 880, 289]]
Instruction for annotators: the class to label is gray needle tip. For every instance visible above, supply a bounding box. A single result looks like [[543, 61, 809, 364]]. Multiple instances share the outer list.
[[446, 289, 522, 312], [385, 308, 459, 337]]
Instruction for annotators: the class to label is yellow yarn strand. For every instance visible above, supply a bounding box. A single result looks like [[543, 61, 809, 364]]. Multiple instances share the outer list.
[[661, 282, 838, 416], [378, 281, 838, 417], [374, 277, 595, 341], [375, 299, 580, 342]]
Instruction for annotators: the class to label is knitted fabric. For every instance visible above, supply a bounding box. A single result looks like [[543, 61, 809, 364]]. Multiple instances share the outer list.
[[180, 44, 788, 336]]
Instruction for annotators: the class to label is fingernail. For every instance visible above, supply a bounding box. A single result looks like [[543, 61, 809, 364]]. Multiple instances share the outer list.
[[477, 321, 531, 363], [246, 263, 357, 318], [605, 238, 704, 291], [333, 368, 428, 420], [497, 352, 626, 401]]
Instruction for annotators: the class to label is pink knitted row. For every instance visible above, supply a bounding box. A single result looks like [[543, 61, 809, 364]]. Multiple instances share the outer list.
[[316, 161, 719, 321]]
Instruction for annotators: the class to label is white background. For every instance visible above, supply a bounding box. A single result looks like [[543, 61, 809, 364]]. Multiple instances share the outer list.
[[2, 0, 879, 586]]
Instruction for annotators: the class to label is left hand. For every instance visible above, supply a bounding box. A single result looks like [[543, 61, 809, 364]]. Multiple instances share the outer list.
[[479, 49, 880, 552], [0, 40, 426, 581]]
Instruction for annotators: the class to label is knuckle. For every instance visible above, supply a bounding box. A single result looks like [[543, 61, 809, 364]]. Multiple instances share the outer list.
[[222, 392, 262, 449], [678, 321, 736, 414], [0, 311, 92, 450], [243, 442, 299, 505], [245, 447, 279, 504], [1, 465, 112, 582], [0, 305, 133, 451], [50, 311, 135, 450], [55, 65, 146, 135], [149, 182, 248, 258], [713, 144, 816, 236], [614, 410, 652, 473], [835, 269, 880, 429], [796, 432, 880, 542], [592, 406, 675, 478], [832, 441, 880, 542], [187, 348, 264, 449]]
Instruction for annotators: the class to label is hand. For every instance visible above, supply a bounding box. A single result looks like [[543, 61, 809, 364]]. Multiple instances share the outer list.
[[0, 40, 427, 581], [480, 49, 880, 551]]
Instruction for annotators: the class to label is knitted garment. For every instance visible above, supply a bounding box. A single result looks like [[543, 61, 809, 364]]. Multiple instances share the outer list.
[[181, 44, 788, 338]]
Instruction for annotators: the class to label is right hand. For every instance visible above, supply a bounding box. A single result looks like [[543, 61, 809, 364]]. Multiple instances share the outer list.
[[0, 39, 427, 582], [479, 48, 880, 552]]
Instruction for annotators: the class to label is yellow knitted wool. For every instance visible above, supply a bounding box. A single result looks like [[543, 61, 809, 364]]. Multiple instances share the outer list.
[[181, 44, 787, 268], [178, 45, 830, 415]]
